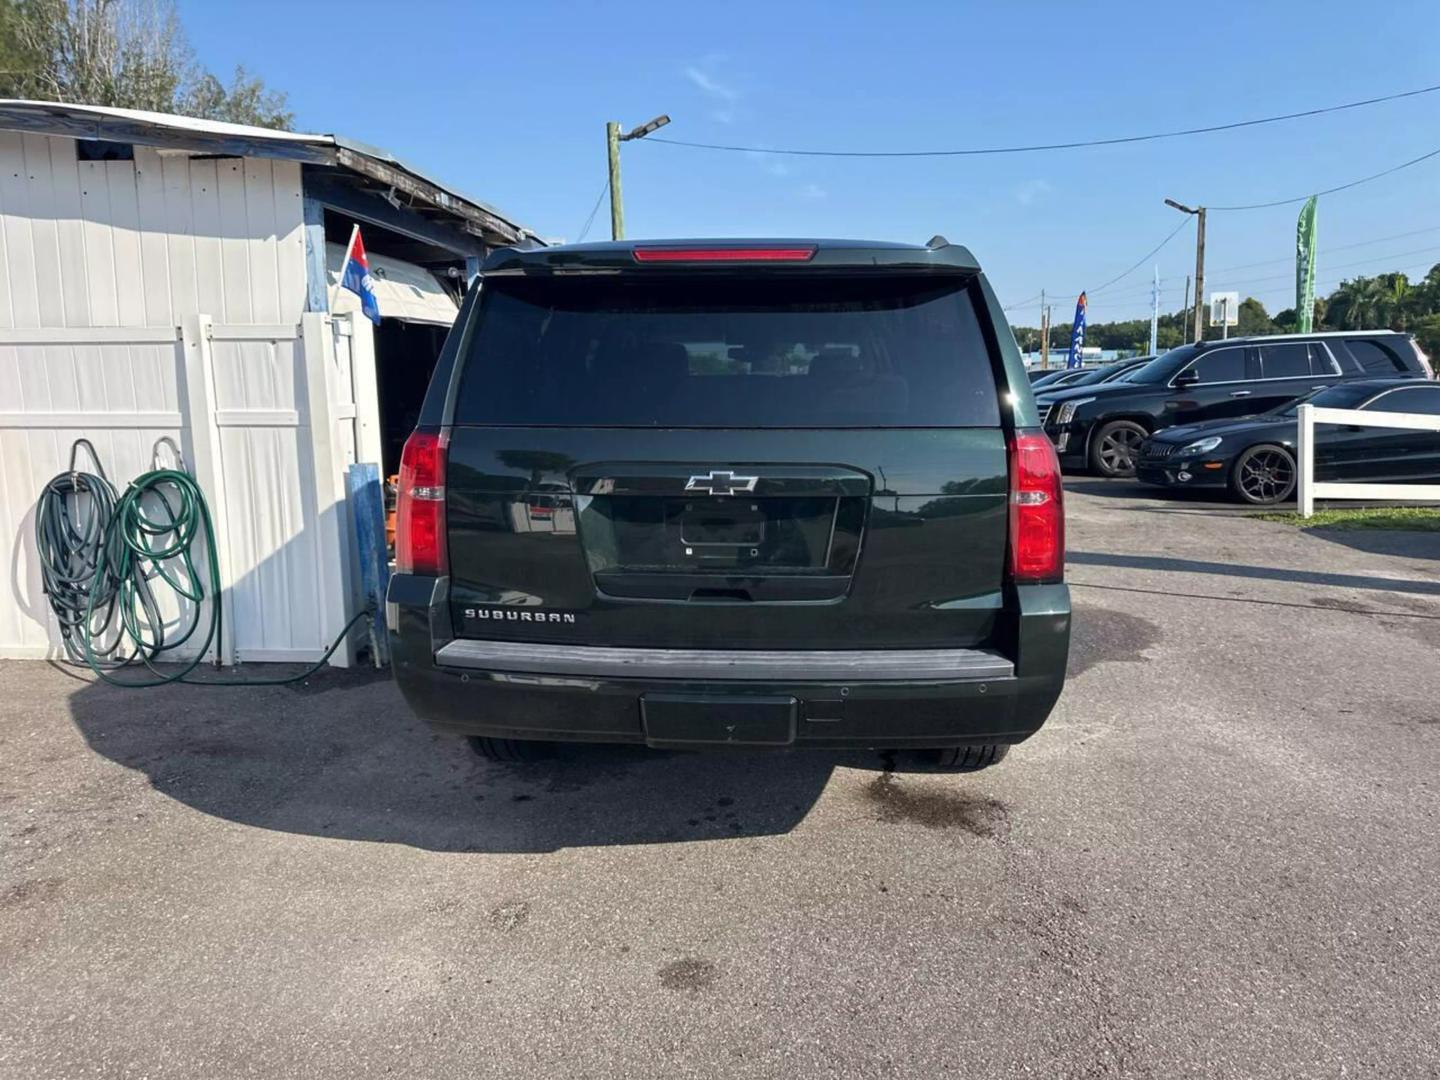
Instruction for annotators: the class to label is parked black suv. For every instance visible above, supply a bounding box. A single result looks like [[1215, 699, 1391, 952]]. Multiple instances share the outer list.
[[1040, 331, 1432, 477], [387, 239, 1070, 768]]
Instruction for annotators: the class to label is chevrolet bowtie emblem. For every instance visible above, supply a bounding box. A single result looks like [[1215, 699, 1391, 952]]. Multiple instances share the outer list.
[[685, 470, 759, 497]]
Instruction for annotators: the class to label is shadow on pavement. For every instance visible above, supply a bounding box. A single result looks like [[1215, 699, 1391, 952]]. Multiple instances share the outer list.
[[1063, 477, 1243, 512], [62, 669, 934, 853], [1070, 550, 1440, 597], [1300, 525, 1440, 563]]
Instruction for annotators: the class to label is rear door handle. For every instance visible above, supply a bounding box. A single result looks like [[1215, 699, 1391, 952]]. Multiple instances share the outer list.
[[1229, 390, 1251, 397]]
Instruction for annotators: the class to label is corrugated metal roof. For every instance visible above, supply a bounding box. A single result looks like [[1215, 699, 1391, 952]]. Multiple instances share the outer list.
[[0, 99, 539, 245]]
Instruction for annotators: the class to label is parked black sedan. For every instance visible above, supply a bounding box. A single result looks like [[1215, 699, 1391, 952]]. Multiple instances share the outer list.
[[1136, 378, 1440, 504]]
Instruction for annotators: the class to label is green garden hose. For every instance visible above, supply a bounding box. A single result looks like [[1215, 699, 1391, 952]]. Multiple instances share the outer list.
[[37, 444, 371, 688]]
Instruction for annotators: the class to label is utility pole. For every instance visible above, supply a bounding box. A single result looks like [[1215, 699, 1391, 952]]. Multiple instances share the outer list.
[[1165, 199, 1207, 343], [1042, 292, 1054, 371], [1149, 266, 1159, 355], [1182, 275, 1191, 332], [1040, 298, 1051, 371], [606, 122, 624, 240], [1193, 207, 1206, 343], [605, 114, 672, 241]]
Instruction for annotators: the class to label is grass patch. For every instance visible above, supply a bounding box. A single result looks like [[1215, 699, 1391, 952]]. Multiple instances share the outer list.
[[1257, 506, 1440, 531]]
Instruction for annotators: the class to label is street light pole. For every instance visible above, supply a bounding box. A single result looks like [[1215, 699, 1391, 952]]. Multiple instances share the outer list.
[[606, 122, 624, 240], [606, 114, 671, 241], [1165, 198, 1207, 343]]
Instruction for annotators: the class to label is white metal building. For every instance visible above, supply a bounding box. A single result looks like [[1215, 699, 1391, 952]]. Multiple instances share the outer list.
[[0, 101, 538, 664]]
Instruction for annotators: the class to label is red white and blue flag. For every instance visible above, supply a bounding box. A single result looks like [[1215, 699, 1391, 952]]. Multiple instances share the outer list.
[[340, 226, 381, 325]]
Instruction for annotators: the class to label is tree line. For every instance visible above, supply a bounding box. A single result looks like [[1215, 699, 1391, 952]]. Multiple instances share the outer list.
[[1012, 264, 1440, 361], [0, 0, 292, 128]]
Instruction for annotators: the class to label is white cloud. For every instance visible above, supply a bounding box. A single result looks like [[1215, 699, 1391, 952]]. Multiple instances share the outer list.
[[684, 65, 739, 102], [741, 149, 790, 176], [800, 183, 827, 200], [1015, 179, 1052, 206]]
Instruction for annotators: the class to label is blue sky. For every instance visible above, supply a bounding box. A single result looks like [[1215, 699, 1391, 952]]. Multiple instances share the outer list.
[[179, 0, 1440, 324]]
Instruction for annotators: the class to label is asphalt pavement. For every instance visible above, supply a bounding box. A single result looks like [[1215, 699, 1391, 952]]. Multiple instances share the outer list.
[[3, 481, 1439, 1078]]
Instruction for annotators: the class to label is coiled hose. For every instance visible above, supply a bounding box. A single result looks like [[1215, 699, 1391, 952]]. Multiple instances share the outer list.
[[37, 444, 369, 687], [34, 440, 119, 664]]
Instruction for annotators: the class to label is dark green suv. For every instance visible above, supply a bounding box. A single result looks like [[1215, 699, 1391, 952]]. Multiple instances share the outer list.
[[386, 239, 1070, 768]]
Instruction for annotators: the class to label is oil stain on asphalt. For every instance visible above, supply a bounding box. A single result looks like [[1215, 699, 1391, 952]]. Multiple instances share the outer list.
[[490, 901, 531, 931], [864, 773, 1008, 837], [658, 957, 718, 991], [1066, 604, 1162, 678]]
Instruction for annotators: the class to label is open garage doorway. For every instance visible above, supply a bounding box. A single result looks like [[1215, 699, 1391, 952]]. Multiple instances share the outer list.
[[326, 239, 464, 553], [373, 319, 449, 477]]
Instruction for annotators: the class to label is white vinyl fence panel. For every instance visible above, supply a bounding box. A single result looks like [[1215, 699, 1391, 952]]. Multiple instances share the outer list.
[[0, 315, 365, 664], [1296, 403, 1440, 517]]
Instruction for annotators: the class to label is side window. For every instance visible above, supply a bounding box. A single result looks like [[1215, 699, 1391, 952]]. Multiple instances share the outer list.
[[1190, 347, 1248, 384], [1257, 343, 1311, 379], [1307, 343, 1340, 377], [1365, 388, 1440, 416], [1346, 339, 1408, 374]]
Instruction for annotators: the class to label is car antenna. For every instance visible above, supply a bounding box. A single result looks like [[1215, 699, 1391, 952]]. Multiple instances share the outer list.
[[926, 234, 950, 249]]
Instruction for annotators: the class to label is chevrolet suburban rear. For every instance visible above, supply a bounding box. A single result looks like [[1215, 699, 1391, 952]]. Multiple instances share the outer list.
[[386, 238, 1070, 768]]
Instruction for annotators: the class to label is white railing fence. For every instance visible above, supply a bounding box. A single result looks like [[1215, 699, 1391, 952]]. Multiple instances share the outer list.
[[1296, 403, 1440, 517]]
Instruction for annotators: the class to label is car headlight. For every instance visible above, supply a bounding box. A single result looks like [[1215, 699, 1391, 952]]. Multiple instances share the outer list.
[[1055, 397, 1095, 425], [1178, 436, 1223, 456]]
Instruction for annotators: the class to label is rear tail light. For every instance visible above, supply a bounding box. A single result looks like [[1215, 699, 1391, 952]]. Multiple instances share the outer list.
[[633, 246, 817, 263], [395, 428, 448, 575], [1007, 432, 1064, 583]]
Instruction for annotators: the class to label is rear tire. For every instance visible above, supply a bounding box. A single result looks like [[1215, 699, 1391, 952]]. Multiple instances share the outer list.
[[1088, 420, 1148, 478], [931, 744, 1010, 771], [467, 736, 554, 763], [1227, 443, 1297, 505]]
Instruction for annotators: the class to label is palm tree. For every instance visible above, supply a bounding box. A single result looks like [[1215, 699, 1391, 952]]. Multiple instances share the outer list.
[[1374, 273, 1413, 330]]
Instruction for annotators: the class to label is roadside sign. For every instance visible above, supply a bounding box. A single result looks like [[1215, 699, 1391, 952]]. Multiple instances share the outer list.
[[1209, 291, 1240, 328]]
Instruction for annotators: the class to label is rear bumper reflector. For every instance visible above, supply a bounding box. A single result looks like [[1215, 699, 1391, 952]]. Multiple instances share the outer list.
[[435, 640, 1013, 682]]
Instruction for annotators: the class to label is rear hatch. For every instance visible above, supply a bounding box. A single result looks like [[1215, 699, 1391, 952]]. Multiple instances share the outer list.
[[444, 261, 1011, 651]]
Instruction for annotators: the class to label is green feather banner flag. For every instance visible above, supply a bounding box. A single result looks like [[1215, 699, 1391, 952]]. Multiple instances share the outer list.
[[1296, 196, 1318, 333]]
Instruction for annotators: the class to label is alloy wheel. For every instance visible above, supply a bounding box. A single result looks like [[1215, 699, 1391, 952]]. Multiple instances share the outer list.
[[1098, 426, 1145, 475], [1236, 447, 1296, 504]]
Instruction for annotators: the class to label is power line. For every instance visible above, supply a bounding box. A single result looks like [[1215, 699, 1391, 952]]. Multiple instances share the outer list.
[[1002, 291, 1044, 311], [1210, 224, 1440, 274], [1014, 217, 1440, 312], [1212, 243, 1440, 291], [1208, 145, 1440, 211], [1013, 213, 1203, 311], [1246, 257, 1440, 302], [1079, 154, 1440, 303], [642, 81, 1440, 159], [575, 177, 610, 242], [1089, 217, 1195, 295], [1084, 255, 1440, 321]]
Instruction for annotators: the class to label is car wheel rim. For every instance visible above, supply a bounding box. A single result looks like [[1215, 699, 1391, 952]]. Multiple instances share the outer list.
[[1100, 428, 1143, 473], [1239, 450, 1294, 502]]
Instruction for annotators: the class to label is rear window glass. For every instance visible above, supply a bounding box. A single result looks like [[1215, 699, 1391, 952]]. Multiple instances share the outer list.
[[1345, 339, 1410, 374], [1257, 343, 1311, 379], [453, 275, 1001, 427]]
